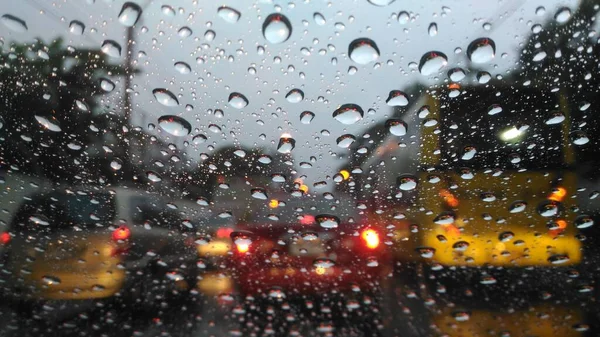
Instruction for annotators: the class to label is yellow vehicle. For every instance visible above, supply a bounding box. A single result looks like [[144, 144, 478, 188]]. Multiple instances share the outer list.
[[413, 85, 581, 268]]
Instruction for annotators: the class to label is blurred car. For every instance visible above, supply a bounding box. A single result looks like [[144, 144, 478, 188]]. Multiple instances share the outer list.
[[226, 198, 392, 335], [0, 186, 201, 320]]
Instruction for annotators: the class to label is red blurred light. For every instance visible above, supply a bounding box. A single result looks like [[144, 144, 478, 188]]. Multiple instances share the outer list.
[[216, 227, 234, 238], [0, 232, 10, 245], [300, 215, 315, 225], [112, 226, 131, 241], [361, 229, 380, 249]]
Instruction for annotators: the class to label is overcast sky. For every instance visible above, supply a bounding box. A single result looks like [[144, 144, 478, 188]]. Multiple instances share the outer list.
[[1, 0, 579, 188]]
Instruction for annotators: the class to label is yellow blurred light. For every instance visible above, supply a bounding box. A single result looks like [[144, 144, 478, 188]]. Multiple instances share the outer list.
[[269, 199, 279, 208], [315, 266, 326, 275], [236, 243, 249, 253], [361, 229, 380, 249], [299, 184, 309, 193], [340, 170, 350, 180], [549, 187, 567, 202], [500, 127, 523, 141]]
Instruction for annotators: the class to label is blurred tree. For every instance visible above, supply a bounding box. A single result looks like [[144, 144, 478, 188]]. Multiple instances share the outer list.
[[0, 38, 125, 182]]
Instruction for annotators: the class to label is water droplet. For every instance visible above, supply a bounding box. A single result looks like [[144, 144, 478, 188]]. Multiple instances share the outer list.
[[300, 111, 315, 124], [153, 88, 179, 107], [101, 40, 122, 57], [428, 22, 438, 37], [467, 38, 496, 64], [575, 215, 594, 229], [398, 174, 417, 191], [217, 6, 241, 24], [251, 188, 268, 200], [336, 134, 356, 148], [161, 5, 175, 17], [482, 22, 492, 30], [480, 275, 497, 285], [554, 7, 572, 24], [34, 115, 61, 132], [286, 89, 304, 103], [263, 14, 292, 44], [434, 212, 455, 225], [477, 71, 491, 84], [535, 6, 546, 16], [537, 200, 560, 217], [277, 134, 296, 153], [228, 92, 249, 109], [453, 311, 470, 322], [42, 275, 62, 285], [509, 201, 527, 213], [419, 51, 448, 76], [110, 158, 123, 171], [315, 214, 340, 229], [498, 231, 514, 242], [448, 68, 466, 82], [480, 192, 496, 202], [571, 131, 589, 145], [208, 124, 222, 133], [487, 104, 502, 115], [313, 12, 326, 25], [545, 111, 565, 125], [174, 61, 191, 74], [532, 24, 542, 34], [548, 254, 570, 264], [118, 2, 142, 27], [147, 171, 162, 182], [452, 241, 469, 252], [398, 11, 410, 24], [461, 146, 476, 160], [204, 29, 216, 41], [158, 115, 191, 136], [333, 104, 364, 125], [386, 119, 407, 136], [1, 14, 27, 32], [386, 90, 409, 107], [100, 78, 115, 92], [178, 26, 192, 37], [68, 20, 85, 35], [192, 134, 207, 144], [348, 38, 380, 65], [367, 0, 394, 6], [416, 247, 435, 258]]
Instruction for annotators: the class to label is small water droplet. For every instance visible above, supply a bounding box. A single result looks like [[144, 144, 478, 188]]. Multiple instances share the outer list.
[[178, 26, 192, 37], [575, 215, 594, 229], [313, 12, 326, 25], [1, 14, 28, 32], [398, 174, 417, 191], [398, 11, 410, 24], [333, 104, 364, 125], [286, 89, 304, 103], [100, 78, 115, 92], [300, 111, 315, 124], [336, 134, 356, 148], [101, 40, 122, 57], [277, 134, 296, 153], [34, 115, 62, 132], [147, 171, 162, 182], [428, 22, 438, 37], [386, 90, 409, 107], [554, 7, 572, 24], [251, 188, 268, 200], [386, 119, 407, 136], [68, 20, 85, 35], [571, 131, 589, 145], [174, 61, 191, 74]]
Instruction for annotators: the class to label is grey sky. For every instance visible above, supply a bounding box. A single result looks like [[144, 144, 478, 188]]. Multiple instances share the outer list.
[[1, 0, 577, 189]]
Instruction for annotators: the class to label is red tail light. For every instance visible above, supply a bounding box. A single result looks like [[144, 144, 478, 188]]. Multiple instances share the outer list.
[[361, 229, 380, 249], [1, 232, 10, 245], [112, 226, 131, 241], [216, 227, 234, 238]]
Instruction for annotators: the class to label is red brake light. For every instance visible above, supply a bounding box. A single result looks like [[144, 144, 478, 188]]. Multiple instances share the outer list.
[[361, 229, 380, 249], [1, 232, 10, 245], [112, 226, 131, 241]]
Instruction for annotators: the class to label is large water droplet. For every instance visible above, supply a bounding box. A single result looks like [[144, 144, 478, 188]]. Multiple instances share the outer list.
[[434, 212, 455, 225], [1, 14, 27, 32], [153, 88, 179, 107], [68, 20, 85, 35], [161, 5, 175, 17], [571, 131, 589, 145], [367, 0, 394, 6], [158, 115, 191, 136], [554, 7, 572, 24], [348, 38, 380, 65], [509, 200, 527, 213], [174, 61, 191, 74], [263, 14, 292, 44], [147, 171, 162, 182], [277, 135, 296, 153], [386, 90, 409, 106], [537, 200, 560, 217], [315, 214, 340, 229], [101, 40, 122, 57], [217, 6, 241, 24], [398, 174, 417, 191], [313, 12, 326, 25], [418, 51, 448, 76], [336, 134, 356, 148], [118, 2, 142, 27], [228, 92, 249, 109], [428, 22, 438, 37], [300, 111, 315, 124], [545, 111, 565, 125], [386, 119, 407, 136], [178, 26, 192, 37], [467, 38, 496, 64], [398, 11, 410, 24], [251, 188, 268, 200], [34, 115, 62, 132], [286, 89, 304, 103], [100, 78, 115, 92], [333, 104, 364, 125]]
